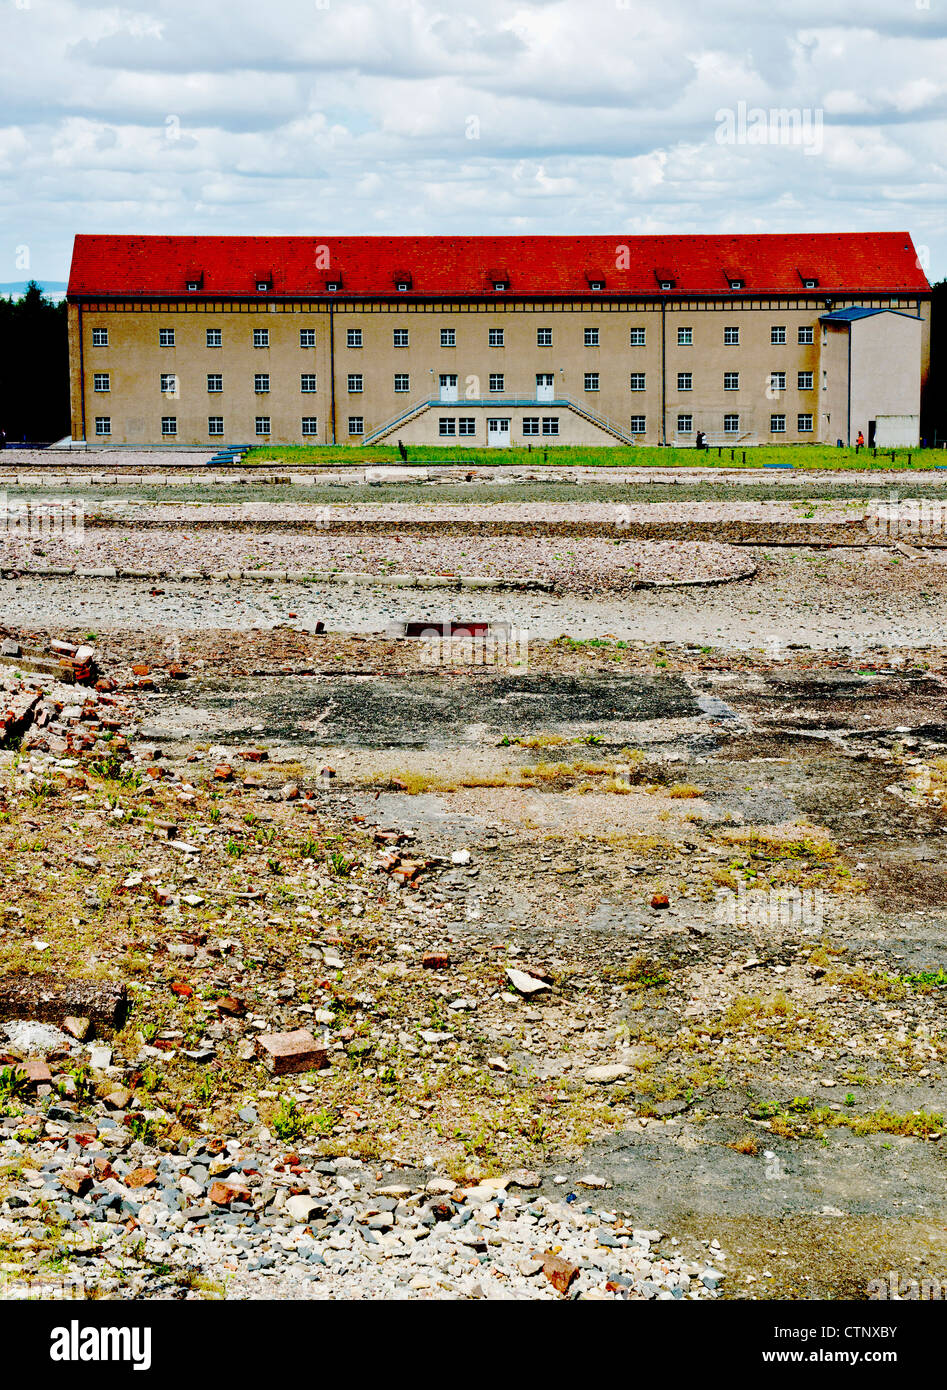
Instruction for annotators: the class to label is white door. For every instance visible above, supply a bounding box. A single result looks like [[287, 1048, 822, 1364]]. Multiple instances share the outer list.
[[439, 373, 458, 403], [487, 418, 511, 447], [536, 373, 554, 402]]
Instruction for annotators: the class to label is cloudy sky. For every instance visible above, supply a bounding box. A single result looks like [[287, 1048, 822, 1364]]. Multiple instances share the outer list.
[[2, 0, 945, 285]]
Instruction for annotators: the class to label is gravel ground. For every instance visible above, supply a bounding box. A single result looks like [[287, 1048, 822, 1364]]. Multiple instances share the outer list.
[[0, 1106, 723, 1301], [0, 531, 756, 592]]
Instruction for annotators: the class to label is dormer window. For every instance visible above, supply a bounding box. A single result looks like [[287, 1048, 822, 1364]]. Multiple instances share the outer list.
[[660, 281, 673, 291], [257, 281, 270, 292], [729, 279, 744, 290], [185, 270, 203, 292], [255, 270, 273, 292], [187, 281, 199, 292], [797, 269, 819, 289], [655, 267, 676, 291], [487, 267, 510, 293], [493, 281, 508, 292], [326, 282, 340, 292], [396, 282, 409, 292], [392, 271, 412, 292], [803, 278, 818, 289], [589, 281, 605, 291]]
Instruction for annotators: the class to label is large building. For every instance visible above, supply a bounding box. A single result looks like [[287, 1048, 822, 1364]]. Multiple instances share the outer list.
[[66, 233, 931, 449]]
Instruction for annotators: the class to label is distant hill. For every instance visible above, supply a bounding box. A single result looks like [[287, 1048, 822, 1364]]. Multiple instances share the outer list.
[[0, 281, 68, 301]]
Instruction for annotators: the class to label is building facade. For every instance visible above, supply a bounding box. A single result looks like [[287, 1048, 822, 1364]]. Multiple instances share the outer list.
[[66, 233, 931, 449]]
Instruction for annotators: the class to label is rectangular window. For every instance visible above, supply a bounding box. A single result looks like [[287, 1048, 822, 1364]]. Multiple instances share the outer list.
[[161, 416, 177, 436], [393, 329, 409, 347], [207, 374, 222, 393], [159, 328, 175, 347], [440, 328, 456, 347], [797, 413, 813, 432], [300, 329, 316, 348], [630, 373, 646, 391], [206, 328, 222, 348], [489, 328, 504, 347], [770, 371, 786, 391], [541, 417, 559, 435], [584, 327, 599, 346], [160, 373, 177, 394], [458, 418, 476, 436], [584, 372, 600, 391], [724, 413, 740, 433], [254, 373, 270, 393], [208, 416, 224, 435], [724, 372, 739, 391], [724, 326, 740, 345], [770, 414, 786, 433], [522, 418, 540, 435], [91, 327, 108, 347], [255, 416, 271, 435], [253, 328, 269, 348], [771, 325, 786, 344], [93, 372, 110, 392], [347, 329, 362, 348], [300, 374, 317, 393], [798, 371, 814, 390], [798, 326, 814, 345], [677, 326, 693, 345], [394, 373, 410, 393], [347, 374, 363, 393], [677, 414, 693, 433], [94, 416, 110, 436], [301, 417, 319, 436], [438, 418, 457, 436], [677, 372, 692, 391], [629, 327, 646, 346], [489, 373, 504, 392], [629, 415, 646, 433], [537, 328, 552, 346], [348, 416, 364, 435]]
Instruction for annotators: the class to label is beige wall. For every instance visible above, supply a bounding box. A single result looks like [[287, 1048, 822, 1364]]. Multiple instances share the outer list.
[[850, 313, 922, 447], [69, 295, 929, 447]]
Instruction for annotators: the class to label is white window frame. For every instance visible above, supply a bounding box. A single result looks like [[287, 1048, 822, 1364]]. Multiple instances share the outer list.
[[489, 373, 504, 393], [489, 328, 504, 347], [348, 416, 364, 435], [206, 328, 222, 348], [94, 416, 111, 436], [537, 328, 552, 346], [723, 414, 740, 434], [629, 414, 646, 433], [677, 372, 693, 392], [255, 416, 271, 435], [347, 374, 363, 393], [677, 326, 693, 346], [770, 414, 787, 433], [522, 418, 540, 436], [92, 327, 108, 347], [393, 373, 410, 393], [630, 373, 646, 391], [159, 328, 175, 347], [347, 329, 363, 349], [797, 413, 813, 432], [458, 418, 476, 436], [300, 374, 317, 393], [771, 325, 787, 344], [208, 416, 224, 435], [93, 372, 110, 392], [393, 329, 409, 347], [253, 329, 269, 348], [798, 371, 814, 391], [161, 416, 177, 436], [724, 372, 739, 391], [440, 328, 456, 348], [676, 414, 693, 433], [798, 326, 814, 345], [301, 417, 319, 436], [541, 417, 559, 435], [724, 326, 740, 345], [584, 372, 600, 391], [629, 328, 646, 346], [207, 374, 223, 393], [584, 327, 599, 347], [438, 418, 457, 436], [300, 329, 316, 348], [254, 373, 270, 393]]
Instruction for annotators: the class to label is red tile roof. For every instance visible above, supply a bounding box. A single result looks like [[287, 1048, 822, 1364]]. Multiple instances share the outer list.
[[67, 232, 930, 299]]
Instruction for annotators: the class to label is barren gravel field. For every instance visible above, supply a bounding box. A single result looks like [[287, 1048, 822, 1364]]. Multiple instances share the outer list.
[[2, 462, 947, 1308]]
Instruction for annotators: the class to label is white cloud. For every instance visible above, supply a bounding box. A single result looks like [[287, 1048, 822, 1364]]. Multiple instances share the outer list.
[[0, 0, 944, 282]]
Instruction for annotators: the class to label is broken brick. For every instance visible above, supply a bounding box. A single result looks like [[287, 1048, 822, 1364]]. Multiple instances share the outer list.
[[650, 893, 670, 910], [125, 1166, 158, 1189], [422, 952, 450, 970], [59, 1168, 93, 1197], [542, 1251, 580, 1295], [255, 1029, 329, 1076], [213, 764, 234, 782], [208, 1180, 252, 1207]]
